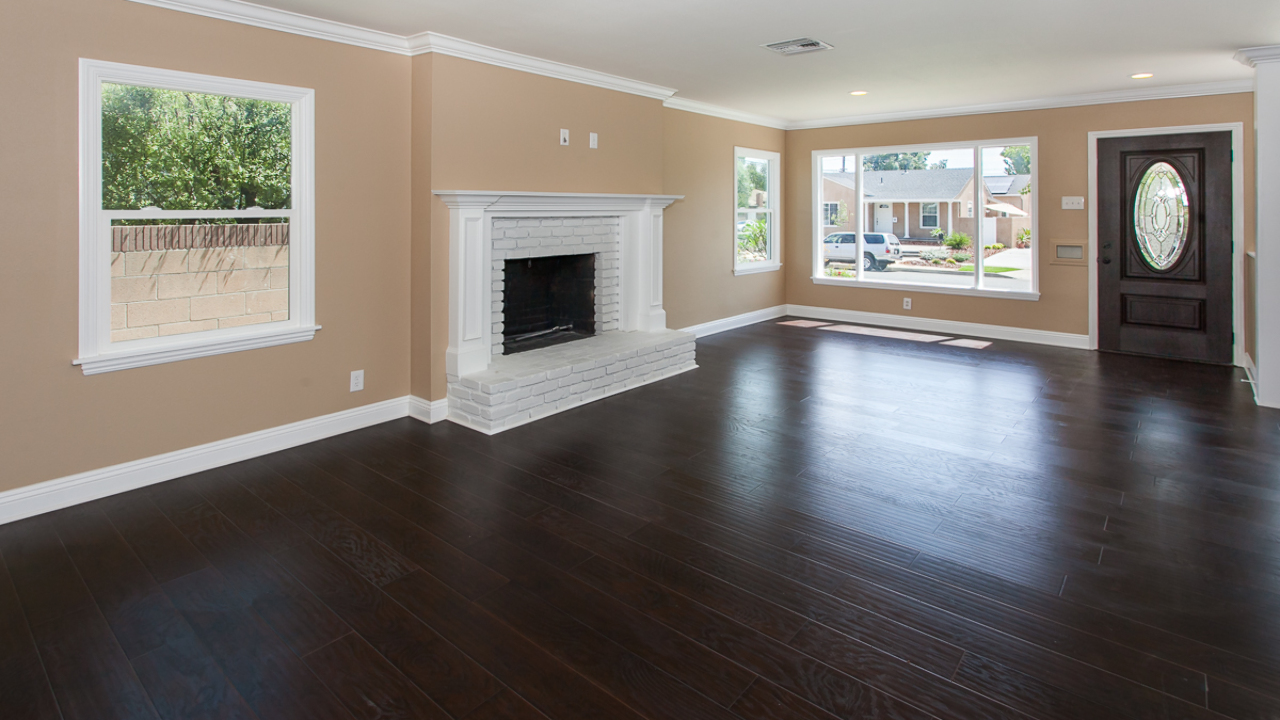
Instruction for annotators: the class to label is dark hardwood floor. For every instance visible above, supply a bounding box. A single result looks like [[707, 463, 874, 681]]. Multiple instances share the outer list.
[[5, 317, 1280, 720]]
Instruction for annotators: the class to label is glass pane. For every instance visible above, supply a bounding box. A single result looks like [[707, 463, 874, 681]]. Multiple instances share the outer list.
[[977, 144, 1034, 293], [102, 83, 292, 210], [737, 156, 771, 211], [842, 149, 976, 288], [110, 218, 290, 342], [736, 211, 771, 264], [1133, 161, 1190, 271]]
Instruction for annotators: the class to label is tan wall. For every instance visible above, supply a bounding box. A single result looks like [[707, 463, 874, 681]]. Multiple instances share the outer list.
[[410, 54, 435, 400], [422, 55, 667, 400], [662, 109, 787, 330], [785, 94, 1255, 335], [0, 0, 413, 493]]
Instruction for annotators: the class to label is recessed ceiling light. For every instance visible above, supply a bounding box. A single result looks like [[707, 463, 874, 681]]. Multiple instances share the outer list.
[[850, 91, 868, 96], [1131, 73, 1154, 79]]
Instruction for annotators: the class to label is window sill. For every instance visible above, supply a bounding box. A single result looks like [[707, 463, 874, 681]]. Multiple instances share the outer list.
[[734, 262, 782, 276], [811, 276, 1039, 301], [75, 324, 320, 375]]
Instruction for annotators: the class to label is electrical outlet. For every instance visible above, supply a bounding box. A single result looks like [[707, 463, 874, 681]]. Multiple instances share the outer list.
[[350, 370, 364, 392], [903, 297, 912, 310], [589, 132, 598, 149], [560, 129, 570, 146]]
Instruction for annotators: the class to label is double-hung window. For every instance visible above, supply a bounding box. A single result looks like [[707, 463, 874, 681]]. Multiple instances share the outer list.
[[735, 147, 780, 274], [812, 138, 1038, 299], [77, 59, 316, 374], [921, 202, 939, 229]]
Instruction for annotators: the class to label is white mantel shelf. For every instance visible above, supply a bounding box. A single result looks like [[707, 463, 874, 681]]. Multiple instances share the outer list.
[[435, 191, 683, 213], [435, 191, 685, 380]]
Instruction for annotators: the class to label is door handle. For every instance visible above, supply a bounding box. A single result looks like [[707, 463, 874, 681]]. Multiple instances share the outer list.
[[1102, 257, 1112, 264]]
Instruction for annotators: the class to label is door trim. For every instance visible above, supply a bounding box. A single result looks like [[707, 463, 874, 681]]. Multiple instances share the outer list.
[[1088, 123, 1245, 366]]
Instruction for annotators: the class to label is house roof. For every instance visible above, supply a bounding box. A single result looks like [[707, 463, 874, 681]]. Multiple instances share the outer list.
[[984, 174, 1031, 196], [825, 168, 973, 201], [824, 170, 1031, 201]]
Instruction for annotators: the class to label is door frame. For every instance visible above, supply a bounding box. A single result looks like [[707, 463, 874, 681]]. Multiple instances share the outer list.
[[1087, 123, 1245, 366]]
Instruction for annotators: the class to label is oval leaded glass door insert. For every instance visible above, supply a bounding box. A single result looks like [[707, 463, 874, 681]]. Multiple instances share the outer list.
[[1133, 161, 1190, 271]]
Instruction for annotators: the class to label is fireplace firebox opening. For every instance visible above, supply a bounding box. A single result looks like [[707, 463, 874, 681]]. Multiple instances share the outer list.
[[503, 254, 596, 354]]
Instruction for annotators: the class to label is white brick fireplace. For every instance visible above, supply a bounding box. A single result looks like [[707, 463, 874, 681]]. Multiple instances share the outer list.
[[435, 191, 695, 433]]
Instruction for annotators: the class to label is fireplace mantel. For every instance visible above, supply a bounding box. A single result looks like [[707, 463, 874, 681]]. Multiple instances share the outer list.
[[435, 191, 682, 378]]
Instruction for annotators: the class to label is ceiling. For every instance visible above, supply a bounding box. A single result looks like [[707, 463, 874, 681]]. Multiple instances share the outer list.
[[211, 0, 1275, 123]]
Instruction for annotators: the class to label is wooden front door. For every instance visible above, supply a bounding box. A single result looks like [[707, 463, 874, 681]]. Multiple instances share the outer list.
[[1097, 132, 1233, 364]]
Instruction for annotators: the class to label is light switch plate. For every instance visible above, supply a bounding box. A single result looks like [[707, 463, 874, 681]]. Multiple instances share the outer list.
[[589, 132, 598, 149], [560, 129, 569, 146], [1062, 196, 1085, 210]]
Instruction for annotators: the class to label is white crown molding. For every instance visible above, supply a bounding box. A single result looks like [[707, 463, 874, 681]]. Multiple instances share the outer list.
[[409, 33, 677, 100], [126, 0, 677, 100], [1235, 45, 1280, 67], [0, 395, 449, 526], [784, 80, 1256, 130], [663, 97, 789, 130], [126, 0, 410, 53]]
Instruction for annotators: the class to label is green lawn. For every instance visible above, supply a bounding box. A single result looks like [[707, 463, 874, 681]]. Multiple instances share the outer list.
[[957, 265, 1018, 273]]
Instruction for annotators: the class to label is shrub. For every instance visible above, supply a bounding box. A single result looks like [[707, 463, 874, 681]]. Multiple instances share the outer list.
[[930, 258, 943, 265], [943, 232, 972, 250], [945, 257, 958, 265], [920, 248, 950, 262], [983, 243, 1005, 250], [953, 253, 972, 263]]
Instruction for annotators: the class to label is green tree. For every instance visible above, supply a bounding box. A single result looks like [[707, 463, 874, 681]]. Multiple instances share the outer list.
[[863, 152, 930, 171], [101, 83, 292, 215], [736, 158, 768, 207], [1000, 146, 1031, 175]]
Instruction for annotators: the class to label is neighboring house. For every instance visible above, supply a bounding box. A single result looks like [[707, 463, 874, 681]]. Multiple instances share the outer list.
[[821, 169, 1033, 246]]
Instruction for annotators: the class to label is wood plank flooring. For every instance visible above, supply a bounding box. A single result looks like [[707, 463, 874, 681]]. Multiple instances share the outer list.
[[4, 317, 1280, 720]]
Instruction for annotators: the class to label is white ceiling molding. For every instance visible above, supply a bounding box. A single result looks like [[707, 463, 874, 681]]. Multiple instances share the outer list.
[[127, 0, 1256, 133], [784, 80, 1257, 131], [126, 0, 677, 100], [663, 97, 789, 130], [126, 0, 409, 53], [407, 33, 677, 100], [1236, 45, 1280, 67]]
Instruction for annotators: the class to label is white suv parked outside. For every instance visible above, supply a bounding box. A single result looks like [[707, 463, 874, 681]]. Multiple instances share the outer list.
[[823, 232, 902, 271]]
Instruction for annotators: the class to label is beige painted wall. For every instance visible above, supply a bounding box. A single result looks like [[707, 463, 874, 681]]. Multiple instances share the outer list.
[[662, 109, 787, 329], [0, 0, 413, 492], [410, 54, 435, 400], [785, 94, 1255, 337]]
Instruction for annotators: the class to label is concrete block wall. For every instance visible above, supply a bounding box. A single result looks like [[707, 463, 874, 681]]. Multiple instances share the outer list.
[[109, 245, 289, 342], [490, 216, 621, 356]]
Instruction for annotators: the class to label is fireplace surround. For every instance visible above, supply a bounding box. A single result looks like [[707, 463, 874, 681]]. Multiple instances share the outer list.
[[435, 191, 695, 433]]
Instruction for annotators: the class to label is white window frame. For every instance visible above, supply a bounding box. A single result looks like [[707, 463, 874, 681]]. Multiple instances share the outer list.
[[75, 59, 317, 375], [920, 202, 940, 229], [734, 146, 781, 275], [810, 137, 1039, 300]]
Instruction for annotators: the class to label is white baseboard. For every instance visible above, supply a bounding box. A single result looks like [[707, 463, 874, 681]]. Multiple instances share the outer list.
[[0, 394, 446, 526], [409, 395, 449, 423], [1243, 352, 1262, 405], [786, 304, 1091, 349], [680, 305, 788, 338]]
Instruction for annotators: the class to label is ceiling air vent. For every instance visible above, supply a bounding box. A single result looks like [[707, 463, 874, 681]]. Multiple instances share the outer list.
[[762, 38, 833, 56]]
